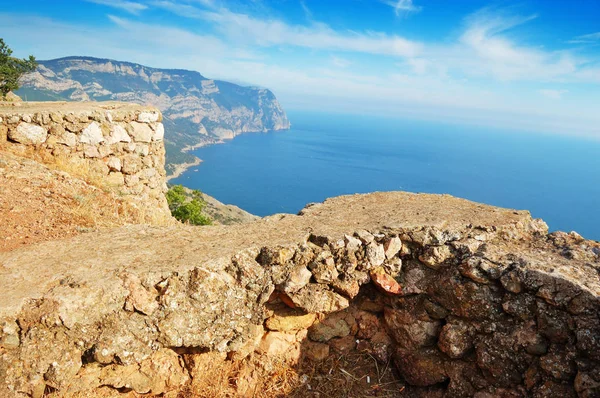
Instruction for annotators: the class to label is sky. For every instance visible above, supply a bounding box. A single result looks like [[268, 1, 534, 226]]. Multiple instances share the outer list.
[[2, 0, 600, 137]]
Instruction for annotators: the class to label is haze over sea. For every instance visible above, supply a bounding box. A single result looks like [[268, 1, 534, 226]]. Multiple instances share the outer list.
[[172, 111, 600, 241]]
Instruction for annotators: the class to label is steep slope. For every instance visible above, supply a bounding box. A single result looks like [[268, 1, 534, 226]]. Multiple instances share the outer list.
[[0, 151, 151, 252], [17, 56, 290, 174]]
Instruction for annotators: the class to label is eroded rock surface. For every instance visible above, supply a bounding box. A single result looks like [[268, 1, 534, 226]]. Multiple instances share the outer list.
[[0, 192, 599, 397]]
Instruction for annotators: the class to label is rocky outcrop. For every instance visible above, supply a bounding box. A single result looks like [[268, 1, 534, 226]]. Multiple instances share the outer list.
[[17, 57, 291, 174], [1, 192, 599, 397], [0, 101, 171, 222]]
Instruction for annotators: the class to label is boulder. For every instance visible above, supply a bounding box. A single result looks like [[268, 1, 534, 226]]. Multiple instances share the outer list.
[[80, 122, 104, 145], [9, 123, 47, 145]]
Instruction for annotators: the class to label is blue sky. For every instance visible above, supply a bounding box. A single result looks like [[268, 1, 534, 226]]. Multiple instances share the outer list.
[[2, 0, 600, 137]]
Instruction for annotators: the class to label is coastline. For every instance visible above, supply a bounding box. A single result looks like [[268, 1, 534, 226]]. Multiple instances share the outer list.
[[181, 139, 223, 153], [167, 126, 291, 182], [166, 157, 202, 182]]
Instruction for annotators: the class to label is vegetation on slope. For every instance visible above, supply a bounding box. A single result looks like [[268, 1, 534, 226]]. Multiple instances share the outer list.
[[166, 185, 212, 226]]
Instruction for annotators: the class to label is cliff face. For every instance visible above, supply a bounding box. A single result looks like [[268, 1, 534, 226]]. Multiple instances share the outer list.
[[17, 57, 291, 173], [1, 191, 599, 397]]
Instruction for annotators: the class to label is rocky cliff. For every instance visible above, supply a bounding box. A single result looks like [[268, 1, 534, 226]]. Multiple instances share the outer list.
[[1, 191, 599, 397], [17, 57, 290, 174]]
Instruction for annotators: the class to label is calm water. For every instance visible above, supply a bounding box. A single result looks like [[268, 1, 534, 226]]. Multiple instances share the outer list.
[[172, 111, 600, 241]]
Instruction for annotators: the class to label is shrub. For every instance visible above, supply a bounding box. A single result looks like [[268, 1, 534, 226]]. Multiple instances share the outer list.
[[166, 185, 211, 225], [0, 39, 37, 98]]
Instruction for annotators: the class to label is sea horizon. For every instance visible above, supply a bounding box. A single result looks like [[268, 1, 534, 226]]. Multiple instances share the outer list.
[[171, 110, 600, 241]]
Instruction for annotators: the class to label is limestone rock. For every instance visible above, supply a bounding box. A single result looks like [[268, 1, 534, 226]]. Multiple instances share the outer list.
[[107, 156, 122, 172], [419, 245, 453, 269], [286, 284, 349, 314], [344, 234, 362, 251], [265, 310, 317, 332], [366, 242, 386, 268], [152, 123, 165, 141], [331, 277, 361, 299], [106, 172, 125, 187], [279, 265, 312, 294], [122, 154, 142, 175], [137, 111, 160, 123], [309, 251, 339, 283], [9, 122, 48, 145], [0, 189, 597, 397], [384, 236, 402, 259], [56, 132, 77, 147], [355, 229, 375, 244], [108, 125, 132, 144], [80, 122, 105, 145], [4, 92, 22, 102], [83, 145, 100, 158], [129, 122, 153, 142]]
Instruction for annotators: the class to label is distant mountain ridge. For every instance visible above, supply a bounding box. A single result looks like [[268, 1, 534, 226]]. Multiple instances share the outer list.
[[17, 56, 291, 173]]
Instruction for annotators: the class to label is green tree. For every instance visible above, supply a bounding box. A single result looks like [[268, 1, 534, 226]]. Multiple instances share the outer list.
[[0, 39, 37, 98], [166, 185, 211, 226]]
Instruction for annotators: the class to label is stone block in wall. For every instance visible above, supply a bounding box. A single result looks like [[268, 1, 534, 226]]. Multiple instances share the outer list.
[[9, 122, 48, 145], [107, 157, 122, 172], [0, 101, 171, 222], [107, 125, 131, 144], [80, 122, 105, 145], [129, 122, 153, 143], [106, 172, 125, 187], [122, 154, 142, 175]]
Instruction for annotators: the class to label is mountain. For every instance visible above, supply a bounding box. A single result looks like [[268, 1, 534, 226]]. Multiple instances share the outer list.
[[17, 56, 291, 174]]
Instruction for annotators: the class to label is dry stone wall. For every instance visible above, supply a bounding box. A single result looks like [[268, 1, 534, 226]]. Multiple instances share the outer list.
[[0, 101, 170, 220], [0, 192, 598, 397]]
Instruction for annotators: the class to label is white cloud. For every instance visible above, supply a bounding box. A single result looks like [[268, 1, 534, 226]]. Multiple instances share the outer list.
[[330, 56, 352, 68], [299, 1, 313, 21], [569, 32, 600, 44], [457, 8, 578, 81], [85, 0, 147, 14], [151, 3, 421, 58], [406, 58, 429, 74], [380, 0, 422, 17], [539, 89, 567, 100], [148, 1, 208, 18], [575, 32, 600, 41], [3, 5, 600, 138]]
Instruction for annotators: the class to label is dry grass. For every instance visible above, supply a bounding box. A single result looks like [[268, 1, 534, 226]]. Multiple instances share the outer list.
[[174, 349, 404, 398], [177, 352, 301, 398], [290, 352, 404, 398], [45, 153, 112, 192], [0, 150, 173, 252]]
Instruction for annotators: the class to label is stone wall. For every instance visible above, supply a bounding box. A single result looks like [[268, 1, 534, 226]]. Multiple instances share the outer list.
[[0, 101, 170, 221], [0, 192, 599, 397]]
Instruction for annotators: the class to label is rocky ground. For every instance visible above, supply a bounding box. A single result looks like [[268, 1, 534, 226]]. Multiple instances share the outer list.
[[0, 151, 143, 253], [1, 191, 599, 397], [201, 191, 259, 225], [0, 150, 256, 252]]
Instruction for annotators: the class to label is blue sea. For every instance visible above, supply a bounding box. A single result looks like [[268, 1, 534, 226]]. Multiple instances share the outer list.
[[171, 111, 600, 241]]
